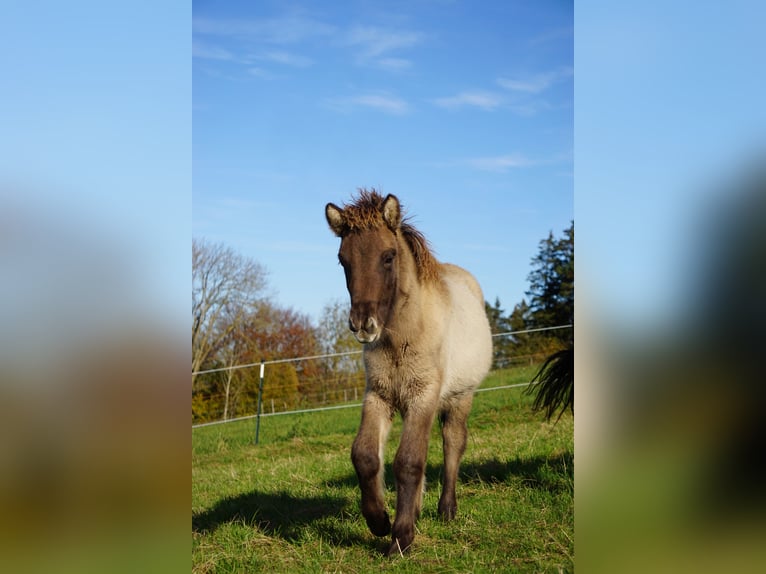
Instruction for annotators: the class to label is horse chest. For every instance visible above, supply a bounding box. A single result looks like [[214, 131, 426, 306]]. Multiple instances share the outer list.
[[364, 342, 438, 409]]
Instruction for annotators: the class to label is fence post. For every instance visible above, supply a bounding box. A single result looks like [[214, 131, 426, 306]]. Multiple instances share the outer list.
[[255, 360, 265, 445]]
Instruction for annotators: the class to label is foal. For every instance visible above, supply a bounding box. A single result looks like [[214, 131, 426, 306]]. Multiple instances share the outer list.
[[325, 190, 492, 555]]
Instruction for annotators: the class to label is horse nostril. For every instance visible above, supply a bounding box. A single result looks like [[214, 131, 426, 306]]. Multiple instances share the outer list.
[[349, 305, 377, 334]]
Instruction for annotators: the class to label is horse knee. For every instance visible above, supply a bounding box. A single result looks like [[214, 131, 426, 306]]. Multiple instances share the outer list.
[[351, 441, 379, 480], [393, 453, 425, 483]]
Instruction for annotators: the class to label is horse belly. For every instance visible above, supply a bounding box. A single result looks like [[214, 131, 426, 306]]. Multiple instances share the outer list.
[[438, 272, 493, 404]]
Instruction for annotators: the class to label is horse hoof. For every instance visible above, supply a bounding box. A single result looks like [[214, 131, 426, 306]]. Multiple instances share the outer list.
[[438, 500, 457, 521], [385, 537, 412, 557], [366, 512, 391, 537]]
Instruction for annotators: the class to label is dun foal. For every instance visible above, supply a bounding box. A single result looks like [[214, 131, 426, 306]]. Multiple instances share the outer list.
[[325, 190, 492, 555]]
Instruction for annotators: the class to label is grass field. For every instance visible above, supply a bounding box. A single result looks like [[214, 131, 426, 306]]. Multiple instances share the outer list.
[[192, 365, 573, 573]]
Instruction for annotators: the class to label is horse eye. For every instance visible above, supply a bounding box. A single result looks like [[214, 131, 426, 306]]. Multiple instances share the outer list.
[[382, 250, 397, 266]]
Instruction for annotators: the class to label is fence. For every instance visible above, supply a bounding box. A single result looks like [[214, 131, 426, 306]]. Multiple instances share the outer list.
[[191, 324, 571, 430]]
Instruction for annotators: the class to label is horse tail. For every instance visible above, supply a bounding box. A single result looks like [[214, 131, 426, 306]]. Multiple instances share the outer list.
[[526, 345, 573, 422]]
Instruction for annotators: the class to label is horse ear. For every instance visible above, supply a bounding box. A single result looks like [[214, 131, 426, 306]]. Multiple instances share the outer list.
[[325, 203, 345, 236], [382, 194, 401, 231]]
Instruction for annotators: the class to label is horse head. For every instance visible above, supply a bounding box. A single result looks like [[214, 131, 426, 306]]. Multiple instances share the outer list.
[[325, 192, 402, 344]]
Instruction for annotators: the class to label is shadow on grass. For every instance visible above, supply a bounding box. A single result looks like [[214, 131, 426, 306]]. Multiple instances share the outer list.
[[326, 451, 574, 495], [192, 491, 337, 535], [458, 451, 573, 493], [193, 490, 362, 543]]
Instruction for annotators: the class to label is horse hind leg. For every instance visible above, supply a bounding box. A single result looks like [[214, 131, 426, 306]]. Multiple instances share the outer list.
[[438, 393, 474, 521]]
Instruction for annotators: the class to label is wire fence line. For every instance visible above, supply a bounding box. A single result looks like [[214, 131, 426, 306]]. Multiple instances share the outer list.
[[191, 324, 572, 377], [490, 324, 572, 338], [191, 323, 572, 430], [191, 381, 539, 429], [192, 350, 362, 376]]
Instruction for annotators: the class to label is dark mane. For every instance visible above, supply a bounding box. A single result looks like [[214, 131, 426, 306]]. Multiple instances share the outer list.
[[400, 219, 440, 282], [343, 188, 440, 282]]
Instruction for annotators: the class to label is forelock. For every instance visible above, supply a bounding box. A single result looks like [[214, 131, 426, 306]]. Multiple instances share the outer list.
[[338, 188, 390, 232]]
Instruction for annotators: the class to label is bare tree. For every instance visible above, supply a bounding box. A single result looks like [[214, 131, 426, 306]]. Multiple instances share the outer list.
[[317, 298, 364, 394], [218, 322, 248, 420], [192, 238, 268, 386]]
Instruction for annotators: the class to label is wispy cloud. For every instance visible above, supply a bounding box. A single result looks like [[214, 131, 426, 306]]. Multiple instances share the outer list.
[[345, 25, 423, 70], [497, 67, 573, 94], [193, 16, 322, 77], [194, 42, 314, 73], [194, 17, 425, 76], [377, 58, 413, 72], [465, 154, 535, 172], [247, 67, 273, 79], [193, 16, 336, 44], [193, 41, 236, 61], [326, 93, 410, 115], [428, 154, 536, 172], [260, 50, 312, 67], [432, 68, 572, 113], [346, 26, 423, 57], [460, 149, 572, 173], [432, 90, 503, 111]]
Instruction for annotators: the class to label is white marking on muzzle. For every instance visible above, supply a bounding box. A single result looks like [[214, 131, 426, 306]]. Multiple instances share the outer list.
[[354, 316, 379, 343]]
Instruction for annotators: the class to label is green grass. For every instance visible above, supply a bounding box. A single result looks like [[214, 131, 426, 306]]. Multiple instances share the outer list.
[[192, 365, 573, 572]]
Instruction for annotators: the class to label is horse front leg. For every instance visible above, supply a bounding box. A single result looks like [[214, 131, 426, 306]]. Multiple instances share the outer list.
[[352, 392, 393, 537], [387, 400, 438, 556], [438, 393, 473, 520]]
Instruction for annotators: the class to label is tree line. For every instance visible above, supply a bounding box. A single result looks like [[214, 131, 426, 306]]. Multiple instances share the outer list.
[[486, 221, 573, 369], [192, 222, 573, 424]]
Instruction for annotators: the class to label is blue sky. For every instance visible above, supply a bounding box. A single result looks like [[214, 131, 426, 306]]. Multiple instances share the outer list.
[[4, 0, 760, 340], [1, 2, 190, 330], [576, 1, 766, 330], [193, 0, 573, 322]]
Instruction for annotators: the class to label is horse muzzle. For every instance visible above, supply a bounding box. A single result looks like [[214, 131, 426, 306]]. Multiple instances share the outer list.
[[349, 313, 381, 344]]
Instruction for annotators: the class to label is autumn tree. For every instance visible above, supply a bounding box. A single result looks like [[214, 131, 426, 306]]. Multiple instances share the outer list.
[[191, 238, 270, 423], [192, 238, 268, 381], [316, 299, 365, 403], [217, 320, 250, 420], [238, 304, 322, 408]]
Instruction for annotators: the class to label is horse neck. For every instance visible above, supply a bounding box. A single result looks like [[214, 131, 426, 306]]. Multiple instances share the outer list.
[[396, 230, 421, 288], [386, 233, 434, 337]]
